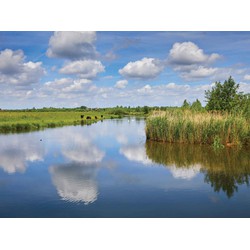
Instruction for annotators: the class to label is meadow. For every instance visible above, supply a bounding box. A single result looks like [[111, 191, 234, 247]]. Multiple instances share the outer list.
[[145, 109, 250, 147], [0, 105, 150, 133], [0, 109, 118, 133]]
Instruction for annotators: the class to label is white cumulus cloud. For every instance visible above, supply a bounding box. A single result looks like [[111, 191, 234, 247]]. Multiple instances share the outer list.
[[0, 49, 45, 86], [59, 60, 105, 79], [119, 57, 164, 79], [46, 31, 97, 60], [168, 41, 220, 65], [115, 79, 128, 89]]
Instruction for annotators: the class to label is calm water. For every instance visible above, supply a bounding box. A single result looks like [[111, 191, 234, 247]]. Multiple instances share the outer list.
[[0, 117, 250, 218]]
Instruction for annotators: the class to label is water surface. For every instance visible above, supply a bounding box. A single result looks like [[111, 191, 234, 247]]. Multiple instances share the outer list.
[[0, 118, 249, 217]]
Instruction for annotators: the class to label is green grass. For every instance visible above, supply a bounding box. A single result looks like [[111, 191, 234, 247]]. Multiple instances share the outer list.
[[0, 110, 118, 133], [145, 109, 250, 147]]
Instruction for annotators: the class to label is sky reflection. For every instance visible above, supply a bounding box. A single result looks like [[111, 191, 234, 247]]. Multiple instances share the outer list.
[[0, 133, 44, 174], [50, 162, 99, 205]]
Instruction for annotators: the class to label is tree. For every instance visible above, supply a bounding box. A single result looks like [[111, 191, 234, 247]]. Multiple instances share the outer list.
[[80, 106, 87, 110], [205, 76, 241, 112], [191, 99, 203, 111], [182, 99, 190, 109], [143, 105, 149, 114]]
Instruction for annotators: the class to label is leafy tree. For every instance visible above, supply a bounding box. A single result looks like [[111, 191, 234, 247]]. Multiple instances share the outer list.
[[191, 99, 203, 111], [182, 99, 190, 109], [80, 106, 87, 110], [205, 76, 242, 112], [143, 105, 149, 114]]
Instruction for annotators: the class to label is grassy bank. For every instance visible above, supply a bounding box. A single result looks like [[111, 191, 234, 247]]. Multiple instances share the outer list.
[[0, 110, 118, 133], [145, 110, 250, 147]]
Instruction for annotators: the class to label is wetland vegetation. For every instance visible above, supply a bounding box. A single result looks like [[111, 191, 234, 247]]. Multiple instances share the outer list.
[[146, 77, 250, 147]]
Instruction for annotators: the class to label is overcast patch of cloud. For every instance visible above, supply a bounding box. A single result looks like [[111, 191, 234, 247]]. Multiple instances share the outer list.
[[119, 57, 165, 80], [46, 31, 97, 60], [0, 49, 45, 86], [59, 60, 105, 79]]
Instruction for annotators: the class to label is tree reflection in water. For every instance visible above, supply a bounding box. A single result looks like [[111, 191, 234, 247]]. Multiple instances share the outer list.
[[145, 141, 250, 198]]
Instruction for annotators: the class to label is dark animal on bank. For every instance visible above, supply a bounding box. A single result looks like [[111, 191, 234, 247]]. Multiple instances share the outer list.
[[81, 115, 84, 119], [86, 116, 91, 119], [95, 116, 98, 119], [101, 115, 103, 118]]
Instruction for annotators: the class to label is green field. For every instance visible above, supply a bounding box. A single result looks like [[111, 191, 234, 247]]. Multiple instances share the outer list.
[[0, 105, 151, 133], [0, 110, 119, 133], [145, 109, 250, 147]]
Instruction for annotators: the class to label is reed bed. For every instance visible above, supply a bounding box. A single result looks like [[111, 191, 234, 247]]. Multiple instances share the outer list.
[[145, 110, 250, 146]]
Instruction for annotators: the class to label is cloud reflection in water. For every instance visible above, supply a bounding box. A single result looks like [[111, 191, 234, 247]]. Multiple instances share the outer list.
[[119, 144, 152, 165], [0, 134, 44, 174], [50, 162, 99, 205], [49, 128, 105, 205]]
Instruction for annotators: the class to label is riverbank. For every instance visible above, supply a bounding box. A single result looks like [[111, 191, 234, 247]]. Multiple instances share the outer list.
[[145, 110, 250, 147], [0, 110, 118, 133]]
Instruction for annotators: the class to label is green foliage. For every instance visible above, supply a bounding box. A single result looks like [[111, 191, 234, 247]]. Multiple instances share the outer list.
[[241, 94, 250, 120], [212, 135, 225, 149], [191, 99, 203, 111], [143, 106, 149, 114], [80, 106, 87, 110], [205, 76, 242, 112], [182, 99, 190, 109], [110, 108, 127, 116]]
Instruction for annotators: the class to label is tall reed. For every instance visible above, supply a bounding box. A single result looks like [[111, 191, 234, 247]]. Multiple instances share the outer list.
[[145, 110, 250, 146]]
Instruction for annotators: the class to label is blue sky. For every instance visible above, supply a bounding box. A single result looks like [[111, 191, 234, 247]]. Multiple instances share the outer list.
[[0, 31, 250, 109]]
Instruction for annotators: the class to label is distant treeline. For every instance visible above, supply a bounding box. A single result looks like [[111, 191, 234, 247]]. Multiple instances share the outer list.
[[0, 105, 175, 113]]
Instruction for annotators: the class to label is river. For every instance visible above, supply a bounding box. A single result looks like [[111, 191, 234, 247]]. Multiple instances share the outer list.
[[0, 117, 249, 217]]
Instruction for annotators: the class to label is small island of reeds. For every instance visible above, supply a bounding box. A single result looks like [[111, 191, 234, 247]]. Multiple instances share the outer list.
[[146, 109, 250, 147], [145, 77, 250, 148]]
